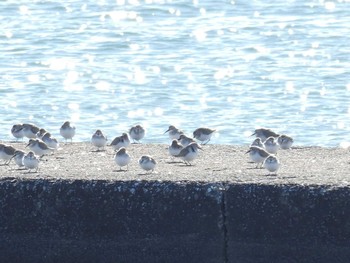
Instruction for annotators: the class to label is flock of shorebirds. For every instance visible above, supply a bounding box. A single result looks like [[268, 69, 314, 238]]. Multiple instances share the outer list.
[[0, 122, 215, 173], [0, 122, 293, 175], [247, 129, 293, 175]]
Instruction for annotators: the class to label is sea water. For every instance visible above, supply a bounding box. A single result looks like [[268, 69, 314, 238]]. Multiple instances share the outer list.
[[1, 0, 350, 146]]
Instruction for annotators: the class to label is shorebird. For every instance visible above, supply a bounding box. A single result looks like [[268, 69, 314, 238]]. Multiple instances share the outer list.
[[41, 132, 59, 150], [129, 125, 145, 143], [11, 124, 24, 141], [175, 142, 202, 165], [278, 134, 294, 150], [22, 123, 40, 139], [252, 128, 279, 142], [139, 155, 156, 173], [263, 136, 279, 154], [36, 128, 48, 139], [263, 154, 280, 175], [193, 127, 216, 144], [23, 151, 39, 173], [91, 129, 107, 151], [164, 125, 184, 140], [11, 150, 26, 169], [110, 133, 130, 151], [0, 143, 16, 165], [26, 139, 54, 157], [114, 147, 131, 171], [178, 134, 196, 147], [250, 137, 264, 148], [60, 121, 76, 143], [168, 139, 183, 158], [246, 146, 269, 168]]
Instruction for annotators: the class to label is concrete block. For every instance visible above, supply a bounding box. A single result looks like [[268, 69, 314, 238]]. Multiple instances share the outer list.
[[0, 179, 225, 263], [226, 184, 350, 263]]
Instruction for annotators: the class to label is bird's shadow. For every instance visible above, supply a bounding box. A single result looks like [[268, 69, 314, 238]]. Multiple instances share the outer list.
[[91, 149, 106, 153], [166, 160, 183, 164], [137, 171, 156, 175], [113, 169, 128, 173], [246, 167, 264, 170], [265, 173, 278, 177], [11, 167, 27, 171], [177, 163, 194, 167], [21, 170, 39, 174], [280, 176, 297, 179]]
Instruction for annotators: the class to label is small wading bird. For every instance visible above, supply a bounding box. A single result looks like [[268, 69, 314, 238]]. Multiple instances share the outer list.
[[36, 128, 47, 139], [175, 142, 202, 165], [263, 154, 280, 175], [26, 139, 54, 157], [264, 136, 279, 154], [246, 146, 269, 168], [22, 123, 40, 139], [91, 129, 107, 151], [138, 155, 156, 173], [178, 134, 195, 147], [11, 150, 26, 169], [129, 125, 145, 143], [110, 133, 130, 151], [60, 121, 76, 143], [114, 147, 131, 171], [164, 125, 184, 140], [250, 137, 264, 148], [11, 124, 24, 141], [0, 143, 16, 165], [23, 151, 39, 173], [252, 128, 279, 142], [168, 139, 183, 159], [41, 132, 59, 150], [278, 134, 294, 150], [193, 127, 216, 145]]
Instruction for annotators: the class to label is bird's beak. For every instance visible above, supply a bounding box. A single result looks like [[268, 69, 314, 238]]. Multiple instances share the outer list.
[[25, 143, 29, 148], [245, 149, 251, 154], [164, 129, 170, 134], [250, 132, 256, 137]]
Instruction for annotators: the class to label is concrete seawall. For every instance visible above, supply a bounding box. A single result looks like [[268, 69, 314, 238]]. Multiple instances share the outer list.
[[1, 143, 350, 262], [0, 179, 224, 263], [226, 184, 350, 262]]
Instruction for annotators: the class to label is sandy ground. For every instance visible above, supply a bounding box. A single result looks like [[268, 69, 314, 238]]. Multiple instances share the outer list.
[[0, 141, 349, 187]]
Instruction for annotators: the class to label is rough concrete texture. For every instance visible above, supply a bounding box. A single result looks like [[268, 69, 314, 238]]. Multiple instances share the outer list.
[[0, 179, 224, 263], [1, 142, 350, 186], [0, 142, 350, 262], [226, 184, 350, 263]]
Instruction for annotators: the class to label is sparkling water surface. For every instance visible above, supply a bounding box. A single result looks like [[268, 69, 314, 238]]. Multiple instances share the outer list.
[[1, 0, 350, 146]]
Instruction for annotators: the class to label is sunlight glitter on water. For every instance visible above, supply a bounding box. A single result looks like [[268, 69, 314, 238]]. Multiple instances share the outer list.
[[1, 0, 350, 146], [68, 103, 80, 111], [44, 58, 77, 71], [27, 75, 40, 83], [95, 81, 111, 91]]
